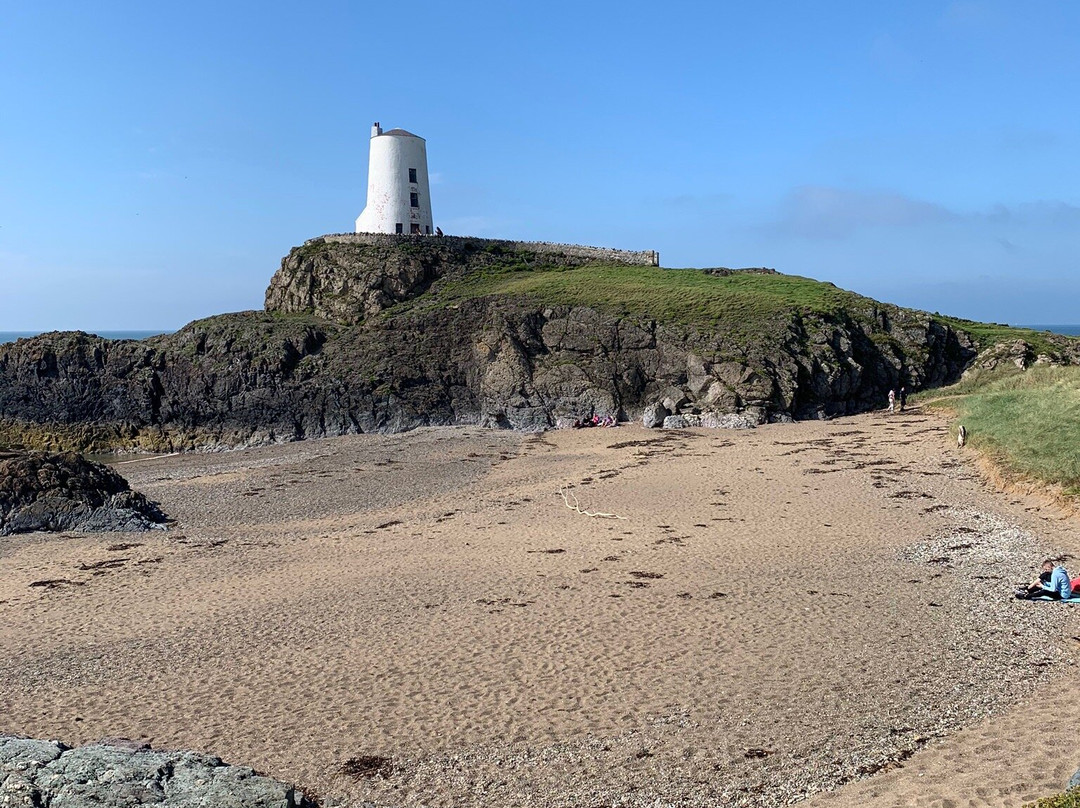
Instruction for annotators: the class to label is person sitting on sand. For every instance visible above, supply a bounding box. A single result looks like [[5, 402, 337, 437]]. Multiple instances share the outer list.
[[1016, 558, 1072, 600]]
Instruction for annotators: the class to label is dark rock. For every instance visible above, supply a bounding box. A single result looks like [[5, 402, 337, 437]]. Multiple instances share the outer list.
[[0, 452, 167, 536], [0, 735, 315, 807]]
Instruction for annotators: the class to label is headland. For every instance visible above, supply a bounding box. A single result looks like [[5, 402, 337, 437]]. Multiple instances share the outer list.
[[3, 234, 1077, 454]]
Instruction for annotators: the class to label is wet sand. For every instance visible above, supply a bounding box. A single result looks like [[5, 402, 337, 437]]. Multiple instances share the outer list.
[[2, 408, 1077, 806]]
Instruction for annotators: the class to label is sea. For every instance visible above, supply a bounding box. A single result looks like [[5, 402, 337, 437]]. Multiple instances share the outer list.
[[0, 330, 171, 344], [1021, 325, 1080, 336]]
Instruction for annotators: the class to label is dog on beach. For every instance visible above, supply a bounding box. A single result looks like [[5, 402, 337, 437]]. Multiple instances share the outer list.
[[957, 424, 967, 448]]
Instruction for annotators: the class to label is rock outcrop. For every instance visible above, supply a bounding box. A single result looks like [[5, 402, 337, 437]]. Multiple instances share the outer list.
[[264, 233, 660, 325], [968, 337, 1080, 372], [0, 451, 167, 535], [0, 735, 315, 807], [1, 235, 1076, 452]]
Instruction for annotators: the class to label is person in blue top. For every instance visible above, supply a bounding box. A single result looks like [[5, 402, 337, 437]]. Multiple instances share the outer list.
[[1016, 559, 1072, 600]]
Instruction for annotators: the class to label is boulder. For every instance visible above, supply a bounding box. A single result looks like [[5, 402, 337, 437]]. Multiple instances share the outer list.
[[0, 451, 167, 536], [642, 402, 670, 429], [0, 735, 316, 807]]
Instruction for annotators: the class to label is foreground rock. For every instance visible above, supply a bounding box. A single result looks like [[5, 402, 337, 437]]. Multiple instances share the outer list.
[[0, 735, 315, 807], [0, 451, 167, 535]]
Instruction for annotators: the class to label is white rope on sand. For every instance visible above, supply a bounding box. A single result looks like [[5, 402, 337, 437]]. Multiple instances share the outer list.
[[557, 487, 628, 520]]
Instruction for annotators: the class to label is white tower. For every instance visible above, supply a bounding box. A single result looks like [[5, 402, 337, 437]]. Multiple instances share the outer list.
[[355, 122, 435, 235]]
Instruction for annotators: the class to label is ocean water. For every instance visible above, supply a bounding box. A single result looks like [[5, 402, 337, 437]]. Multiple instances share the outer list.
[[1021, 325, 1080, 336], [0, 330, 171, 344]]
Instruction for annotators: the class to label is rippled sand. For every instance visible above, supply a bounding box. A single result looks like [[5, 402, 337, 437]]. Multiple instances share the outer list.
[[2, 408, 1077, 806]]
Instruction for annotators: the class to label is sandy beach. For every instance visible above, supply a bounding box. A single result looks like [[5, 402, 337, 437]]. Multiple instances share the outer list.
[[2, 408, 1078, 806]]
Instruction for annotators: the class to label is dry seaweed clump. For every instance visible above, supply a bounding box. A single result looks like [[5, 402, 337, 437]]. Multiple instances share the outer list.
[[339, 755, 393, 779]]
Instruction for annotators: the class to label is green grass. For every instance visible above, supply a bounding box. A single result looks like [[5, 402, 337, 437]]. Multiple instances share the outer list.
[[929, 366, 1080, 499], [394, 263, 868, 331]]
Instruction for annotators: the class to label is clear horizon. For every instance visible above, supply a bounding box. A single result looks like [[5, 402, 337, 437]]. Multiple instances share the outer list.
[[2, 1, 1078, 330]]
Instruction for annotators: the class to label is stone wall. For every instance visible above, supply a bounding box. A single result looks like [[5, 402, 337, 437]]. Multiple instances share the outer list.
[[314, 232, 660, 267]]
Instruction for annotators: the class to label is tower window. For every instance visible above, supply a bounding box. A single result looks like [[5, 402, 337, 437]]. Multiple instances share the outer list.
[[410, 223, 421, 234], [408, 168, 418, 183], [395, 223, 403, 234], [410, 192, 419, 208]]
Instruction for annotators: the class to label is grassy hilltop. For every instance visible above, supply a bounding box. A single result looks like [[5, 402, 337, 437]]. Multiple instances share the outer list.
[[391, 258, 1054, 346], [394, 263, 857, 330]]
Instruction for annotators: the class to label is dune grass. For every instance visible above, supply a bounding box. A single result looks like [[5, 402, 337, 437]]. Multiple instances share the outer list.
[[928, 366, 1080, 499]]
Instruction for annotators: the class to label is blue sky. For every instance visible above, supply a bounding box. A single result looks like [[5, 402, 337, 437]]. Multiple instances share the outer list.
[[1, 1, 1077, 329]]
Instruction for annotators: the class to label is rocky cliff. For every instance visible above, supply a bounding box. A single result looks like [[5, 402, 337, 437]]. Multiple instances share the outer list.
[[1, 235, 1076, 452]]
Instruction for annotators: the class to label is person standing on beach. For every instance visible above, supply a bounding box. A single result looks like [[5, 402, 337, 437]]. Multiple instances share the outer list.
[[887, 389, 896, 413], [899, 386, 907, 412], [1016, 559, 1072, 600]]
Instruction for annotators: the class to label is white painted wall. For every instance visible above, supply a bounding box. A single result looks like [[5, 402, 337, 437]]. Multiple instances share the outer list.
[[355, 124, 434, 235]]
